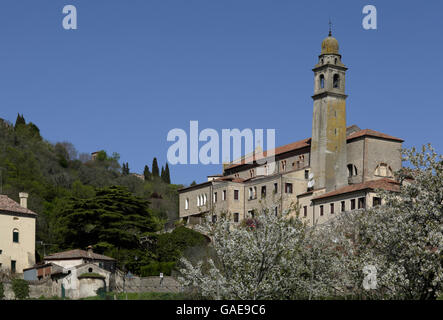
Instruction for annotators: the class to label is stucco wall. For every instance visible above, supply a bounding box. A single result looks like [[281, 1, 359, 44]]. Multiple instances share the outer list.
[[0, 213, 36, 273]]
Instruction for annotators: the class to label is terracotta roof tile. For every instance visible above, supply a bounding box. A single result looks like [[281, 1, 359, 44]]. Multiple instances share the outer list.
[[0, 195, 37, 215], [312, 178, 400, 200], [226, 138, 311, 170], [346, 129, 403, 142], [225, 128, 403, 170], [44, 249, 115, 261]]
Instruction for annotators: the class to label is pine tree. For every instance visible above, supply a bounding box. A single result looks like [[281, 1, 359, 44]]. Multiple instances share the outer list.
[[164, 163, 171, 184], [152, 158, 160, 178], [143, 165, 151, 181]]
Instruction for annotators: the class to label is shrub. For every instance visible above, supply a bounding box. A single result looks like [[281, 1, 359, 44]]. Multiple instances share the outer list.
[[12, 279, 29, 300]]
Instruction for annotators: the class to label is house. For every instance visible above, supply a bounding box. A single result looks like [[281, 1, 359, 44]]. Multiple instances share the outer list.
[[43, 246, 116, 272], [23, 246, 116, 299], [0, 192, 36, 274], [178, 31, 403, 226]]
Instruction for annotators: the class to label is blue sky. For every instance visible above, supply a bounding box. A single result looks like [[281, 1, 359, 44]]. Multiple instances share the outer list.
[[0, 0, 441, 185]]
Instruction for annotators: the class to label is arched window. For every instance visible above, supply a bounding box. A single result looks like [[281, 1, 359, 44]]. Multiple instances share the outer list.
[[347, 164, 358, 177], [333, 74, 340, 88], [334, 58, 338, 64], [319, 74, 325, 89], [13, 229, 19, 243]]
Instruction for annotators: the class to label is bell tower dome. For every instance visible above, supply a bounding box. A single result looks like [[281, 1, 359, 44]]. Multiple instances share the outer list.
[[310, 30, 348, 192]]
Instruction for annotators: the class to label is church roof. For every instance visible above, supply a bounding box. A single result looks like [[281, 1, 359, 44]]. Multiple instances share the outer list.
[[347, 129, 404, 142], [224, 127, 403, 170], [225, 138, 311, 170], [312, 178, 400, 201], [0, 195, 37, 215]]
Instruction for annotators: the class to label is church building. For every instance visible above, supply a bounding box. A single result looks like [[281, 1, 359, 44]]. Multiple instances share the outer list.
[[178, 32, 403, 226]]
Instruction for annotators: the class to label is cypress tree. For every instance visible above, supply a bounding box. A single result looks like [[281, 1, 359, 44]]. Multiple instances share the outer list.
[[161, 166, 165, 182], [15, 113, 25, 129], [152, 158, 160, 178], [143, 165, 151, 181], [122, 162, 130, 175], [164, 163, 171, 184]]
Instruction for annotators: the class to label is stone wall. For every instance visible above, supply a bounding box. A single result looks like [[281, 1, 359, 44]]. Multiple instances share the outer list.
[[2, 278, 61, 300], [112, 271, 181, 294]]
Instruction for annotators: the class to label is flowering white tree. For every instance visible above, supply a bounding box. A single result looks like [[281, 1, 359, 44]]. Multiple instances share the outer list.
[[326, 144, 443, 299], [178, 204, 315, 300]]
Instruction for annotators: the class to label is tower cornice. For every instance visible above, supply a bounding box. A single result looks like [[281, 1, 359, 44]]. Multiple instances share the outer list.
[[312, 64, 348, 72], [311, 91, 348, 100]]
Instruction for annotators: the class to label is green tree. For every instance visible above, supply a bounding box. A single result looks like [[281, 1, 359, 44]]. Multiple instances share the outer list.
[[152, 158, 160, 178], [58, 186, 163, 270], [14, 113, 25, 129], [164, 163, 171, 184], [161, 166, 165, 182], [143, 165, 151, 181], [122, 162, 130, 175]]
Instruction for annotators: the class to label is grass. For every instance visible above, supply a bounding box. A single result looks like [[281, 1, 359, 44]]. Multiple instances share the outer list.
[[82, 291, 189, 300]]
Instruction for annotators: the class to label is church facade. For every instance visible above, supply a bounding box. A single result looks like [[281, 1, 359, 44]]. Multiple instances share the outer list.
[[178, 33, 403, 226]]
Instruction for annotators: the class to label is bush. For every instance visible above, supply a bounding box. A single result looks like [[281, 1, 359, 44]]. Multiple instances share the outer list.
[[140, 261, 176, 276], [12, 279, 29, 300], [156, 226, 208, 262], [0, 282, 4, 300]]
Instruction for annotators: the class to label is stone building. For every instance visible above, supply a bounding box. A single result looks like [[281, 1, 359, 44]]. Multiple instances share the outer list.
[[0, 192, 36, 274], [178, 32, 403, 226]]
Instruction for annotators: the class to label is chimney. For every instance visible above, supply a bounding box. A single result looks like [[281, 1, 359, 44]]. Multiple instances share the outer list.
[[19, 192, 28, 209], [87, 245, 93, 257]]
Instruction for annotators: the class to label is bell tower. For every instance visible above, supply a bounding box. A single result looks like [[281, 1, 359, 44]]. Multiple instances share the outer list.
[[310, 29, 348, 192]]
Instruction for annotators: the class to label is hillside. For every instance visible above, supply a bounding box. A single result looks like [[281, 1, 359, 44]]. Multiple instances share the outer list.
[[0, 115, 183, 264]]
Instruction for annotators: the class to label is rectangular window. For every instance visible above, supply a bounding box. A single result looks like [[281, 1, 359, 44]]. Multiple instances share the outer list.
[[351, 199, 356, 210], [185, 198, 189, 210], [320, 205, 324, 216], [233, 212, 239, 223], [212, 215, 217, 223], [303, 206, 307, 217], [358, 197, 366, 209], [261, 186, 266, 198], [373, 197, 381, 207], [248, 210, 254, 218], [11, 260, 16, 274], [213, 192, 217, 203], [222, 190, 226, 201], [285, 183, 293, 194], [330, 203, 334, 214], [234, 190, 239, 200], [305, 170, 309, 180], [274, 207, 278, 216], [274, 183, 278, 193], [341, 201, 345, 212]]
